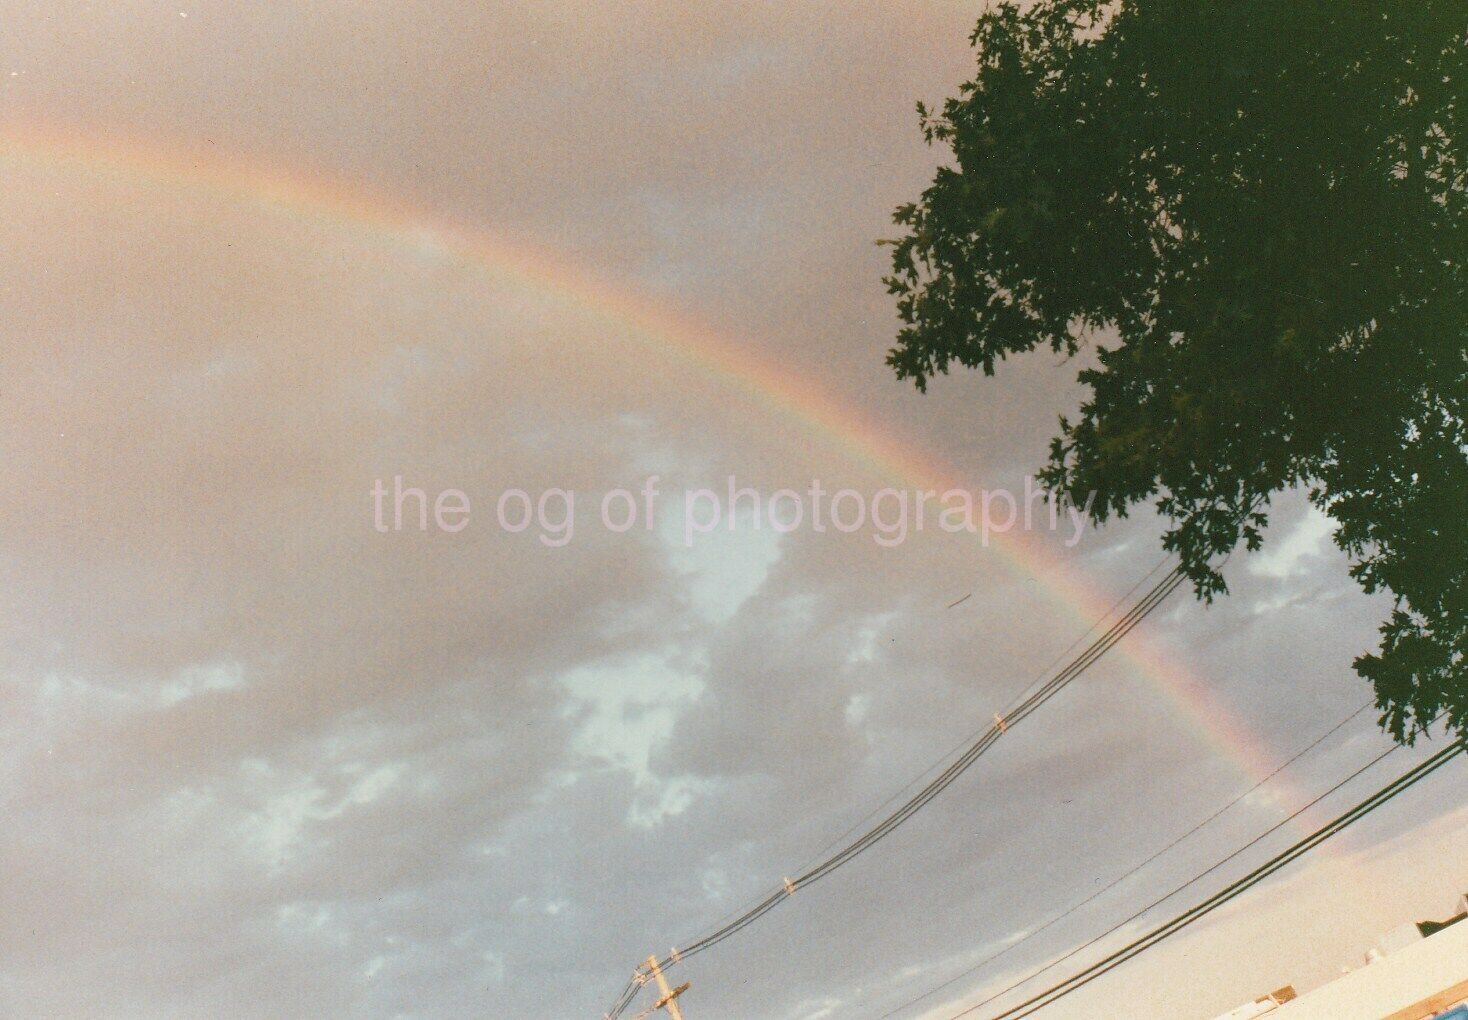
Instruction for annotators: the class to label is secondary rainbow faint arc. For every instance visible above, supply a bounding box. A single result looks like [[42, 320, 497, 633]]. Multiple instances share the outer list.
[[0, 124, 1301, 797]]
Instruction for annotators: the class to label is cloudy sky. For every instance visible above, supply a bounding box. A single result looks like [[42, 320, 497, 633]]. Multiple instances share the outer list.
[[1, 4, 1463, 1019]]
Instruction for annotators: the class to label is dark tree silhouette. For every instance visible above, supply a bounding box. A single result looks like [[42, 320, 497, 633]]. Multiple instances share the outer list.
[[886, 2, 1465, 741]]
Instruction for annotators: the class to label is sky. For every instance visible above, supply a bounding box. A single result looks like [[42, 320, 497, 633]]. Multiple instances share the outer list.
[[0, 4, 1463, 1019]]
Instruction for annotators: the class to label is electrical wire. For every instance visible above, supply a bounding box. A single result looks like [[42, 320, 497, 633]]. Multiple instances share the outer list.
[[601, 564, 1188, 1018], [651, 556, 1174, 968], [945, 742, 1462, 1020], [686, 571, 1185, 960], [971, 741, 1465, 1020], [789, 556, 1173, 883], [791, 572, 1185, 890], [872, 700, 1374, 1019]]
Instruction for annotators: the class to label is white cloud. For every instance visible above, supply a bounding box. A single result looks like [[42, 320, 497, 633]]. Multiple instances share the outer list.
[[1250, 507, 1337, 579]]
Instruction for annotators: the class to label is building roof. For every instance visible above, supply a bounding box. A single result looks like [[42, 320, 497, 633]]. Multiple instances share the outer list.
[[1269, 917, 1468, 1020]]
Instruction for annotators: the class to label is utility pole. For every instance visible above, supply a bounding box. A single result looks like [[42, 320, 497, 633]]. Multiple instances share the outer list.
[[645, 954, 690, 1019]]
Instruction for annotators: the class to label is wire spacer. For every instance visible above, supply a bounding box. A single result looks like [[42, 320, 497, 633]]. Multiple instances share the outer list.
[[783, 876, 798, 896], [670, 946, 682, 963], [994, 712, 1008, 733]]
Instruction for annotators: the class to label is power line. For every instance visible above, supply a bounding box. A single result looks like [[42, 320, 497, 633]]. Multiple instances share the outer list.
[[946, 738, 1402, 1018], [872, 700, 1374, 1019], [684, 571, 1183, 958], [790, 570, 1185, 891], [790, 557, 1174, 883], [601, 564, 1187, 1019], [952, 741, 1465, 1020], [663, 556, 1173, 961]]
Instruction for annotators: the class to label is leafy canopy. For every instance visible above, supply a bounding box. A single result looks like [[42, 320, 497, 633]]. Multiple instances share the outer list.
[[886, 2, 1466, 741]]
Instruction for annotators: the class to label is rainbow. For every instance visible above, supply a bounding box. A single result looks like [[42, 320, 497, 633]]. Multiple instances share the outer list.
[[0, 123, 1343, 837]]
